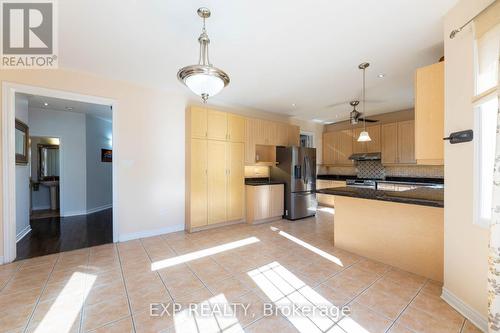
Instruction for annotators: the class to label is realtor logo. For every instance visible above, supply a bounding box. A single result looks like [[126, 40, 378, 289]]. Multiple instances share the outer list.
[[1, 0, 57, 68]]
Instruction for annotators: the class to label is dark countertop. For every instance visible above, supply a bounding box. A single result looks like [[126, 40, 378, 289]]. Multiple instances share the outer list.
[[245, 178, 286, 186], [317, 175, 357, 181], [317, 175, 444, 185], [316, 186, 444, 208]]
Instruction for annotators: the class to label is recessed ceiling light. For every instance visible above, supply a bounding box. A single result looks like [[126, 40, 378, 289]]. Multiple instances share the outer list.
[[291, 103, 296, 107], [43, 102, 49, 107], [65, 107, 73, 111], [377, 73, 385, 78]]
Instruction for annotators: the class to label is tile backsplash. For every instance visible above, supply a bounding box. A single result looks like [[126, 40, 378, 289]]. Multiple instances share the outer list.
[[244, 166, 270, 178], [319, 164, 444, 179], [357, 161, 385, 179]]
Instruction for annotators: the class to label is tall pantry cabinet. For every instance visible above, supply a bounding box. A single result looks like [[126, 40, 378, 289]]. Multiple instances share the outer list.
[[186, 107, 245, 232]]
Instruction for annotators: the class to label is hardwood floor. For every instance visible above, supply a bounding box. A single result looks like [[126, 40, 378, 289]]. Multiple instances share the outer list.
[[16, 208, 113, 261]]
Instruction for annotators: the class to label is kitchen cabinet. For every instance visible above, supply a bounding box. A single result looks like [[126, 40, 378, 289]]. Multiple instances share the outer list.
[[207, 109, 227, 141], [207, 140, 227, 225], [246, 184, 284, 223], [415, 62, 444, 165], [244, 118, 256, 164], [381, 123, 398, 164], [227, 142, 245, 221], [189, 139, 208, 228], [190, 107, 208, 139], [398, 120, 416, 164], [352, 125, 381, 153], [337, 130, 354, 165], [288, 125, 300, 146], [322, 132, 336, 165], [316, 180, 345, 207], [228, 114, 245, 143], [366, 125, 381, 153], [275, 123, 289, 146]]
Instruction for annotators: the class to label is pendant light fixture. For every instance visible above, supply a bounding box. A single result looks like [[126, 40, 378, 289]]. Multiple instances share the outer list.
[[177, 8, 230, 103], [357, 62, 372, 142]]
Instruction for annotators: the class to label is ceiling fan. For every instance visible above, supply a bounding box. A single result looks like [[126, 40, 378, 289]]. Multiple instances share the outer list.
[[348, 100, 378, 125]]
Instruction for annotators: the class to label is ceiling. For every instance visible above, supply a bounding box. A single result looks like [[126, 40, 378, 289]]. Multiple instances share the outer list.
[[21, 94, 112, 121], [58, 0, 457, 122]]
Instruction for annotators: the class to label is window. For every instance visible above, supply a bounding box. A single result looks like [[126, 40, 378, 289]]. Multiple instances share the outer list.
[[473, 16, 499, 228], [300, 133, 314, 148]]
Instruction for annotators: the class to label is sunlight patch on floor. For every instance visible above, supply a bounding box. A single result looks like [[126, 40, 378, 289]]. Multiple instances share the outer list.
[[275, 230, 343, 267], [174, 293, 244, 333], [33, 271, 96, 333], [248, 262, 340, 333], [151, 237, 260, 271]]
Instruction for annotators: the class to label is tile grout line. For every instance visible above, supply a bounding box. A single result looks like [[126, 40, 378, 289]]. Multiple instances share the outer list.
[[116, 242, 138, 333], [382, 278, 430, 333], [0, 260, 26, 293], [22, 254, 62, 333], [77, 248, 92, 333]]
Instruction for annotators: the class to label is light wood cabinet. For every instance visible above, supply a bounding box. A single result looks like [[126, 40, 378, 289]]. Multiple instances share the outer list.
[[228, 114, 245, 143], [189, 139, 208, 227], [270, 184, 284, 217], [336, 130, 354, 165], [366, 125, 381, 153], [275, 123, 289, 146], [415, 62, 444, 165], [207, 140, 227, 225], [288, 125, 300, 146], [352, 125, 381, 153], [322, 132, 336, 165], [398, 120, 416, 164], [316, 180, 345, 207], [381, 123, 398, 164], [244, 118, 256, 164], [190, 107, 207, 139], [246, 184, 284, 224], [227, 142, 245, 221], [207, 109, 228, 141]]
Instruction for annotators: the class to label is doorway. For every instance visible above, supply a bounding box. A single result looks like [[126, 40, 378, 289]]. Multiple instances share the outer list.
[[3, 83, 117, 263]]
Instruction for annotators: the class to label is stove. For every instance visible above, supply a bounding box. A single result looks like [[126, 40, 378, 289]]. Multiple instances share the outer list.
[[345, 178, 377, 189]]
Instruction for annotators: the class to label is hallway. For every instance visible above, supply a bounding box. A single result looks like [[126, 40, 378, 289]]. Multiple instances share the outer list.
[[16, 209, 113, 261]]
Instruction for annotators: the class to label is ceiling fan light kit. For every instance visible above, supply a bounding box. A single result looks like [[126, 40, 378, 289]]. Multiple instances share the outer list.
[[177, 8, 230, 103], [357, 62, 372, 142]]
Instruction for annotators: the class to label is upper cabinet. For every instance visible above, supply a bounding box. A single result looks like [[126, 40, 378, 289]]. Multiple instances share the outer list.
[[414, 62, 444, 165], [207, 109, 228, 141], [190, 107, 208, 139], [227, 114, 245, 143], [380, 120, 416, 165], [322, 130, 353, 166], [352, 125, 381, 154], [288, 125, 300, 146]]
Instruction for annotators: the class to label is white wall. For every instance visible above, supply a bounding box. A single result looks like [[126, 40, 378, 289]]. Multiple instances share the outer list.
[[85, 114, 112, 212], [14, 94, 30, 238], [443, 0, 493, 330], [29, 107, 87, 216]]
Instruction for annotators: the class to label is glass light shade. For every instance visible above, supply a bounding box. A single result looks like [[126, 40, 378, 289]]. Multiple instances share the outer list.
[[357, 130, 372, 142], [185, 73, 225, 98]]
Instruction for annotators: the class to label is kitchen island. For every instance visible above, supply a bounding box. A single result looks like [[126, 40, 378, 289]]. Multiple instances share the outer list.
[[316, 186, 444, 281]]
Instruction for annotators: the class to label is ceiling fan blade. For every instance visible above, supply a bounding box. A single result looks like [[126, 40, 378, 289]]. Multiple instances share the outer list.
[[359, 118, 379, 123]]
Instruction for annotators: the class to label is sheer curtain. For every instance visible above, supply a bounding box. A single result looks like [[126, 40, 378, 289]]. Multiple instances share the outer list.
[[474, 2, 500, 331]]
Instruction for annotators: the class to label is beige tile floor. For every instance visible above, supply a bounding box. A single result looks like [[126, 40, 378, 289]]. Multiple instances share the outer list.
[[0, 210, 482, 333]]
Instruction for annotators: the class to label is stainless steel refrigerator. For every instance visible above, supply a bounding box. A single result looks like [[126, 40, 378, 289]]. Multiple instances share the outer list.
[[271, 147, 317, 220]]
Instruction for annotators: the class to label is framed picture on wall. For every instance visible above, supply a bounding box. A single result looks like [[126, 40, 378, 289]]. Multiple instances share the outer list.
[[15, 119, 29, 165], [101, 149, 112, 162]]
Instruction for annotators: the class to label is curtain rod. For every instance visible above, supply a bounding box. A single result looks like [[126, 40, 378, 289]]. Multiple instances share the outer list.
[[449, 0, 498, 39]]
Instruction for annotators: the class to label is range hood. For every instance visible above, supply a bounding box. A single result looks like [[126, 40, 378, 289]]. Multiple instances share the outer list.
[[348, 152, 381, 161]]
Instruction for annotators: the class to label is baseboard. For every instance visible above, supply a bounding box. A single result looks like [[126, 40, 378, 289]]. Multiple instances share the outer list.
[[16, 225, 31, 243], [32, 205, 51, 211], [441, 287, 487, 332], [118, 224, 185, 242], [86, 204, 112, 215], [62, 205, 112, 218]]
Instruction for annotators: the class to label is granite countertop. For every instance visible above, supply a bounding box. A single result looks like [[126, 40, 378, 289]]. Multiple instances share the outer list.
[[317, 175, 357, 181], [245, 178, 286, 186], [316, 186, 444, 207]]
